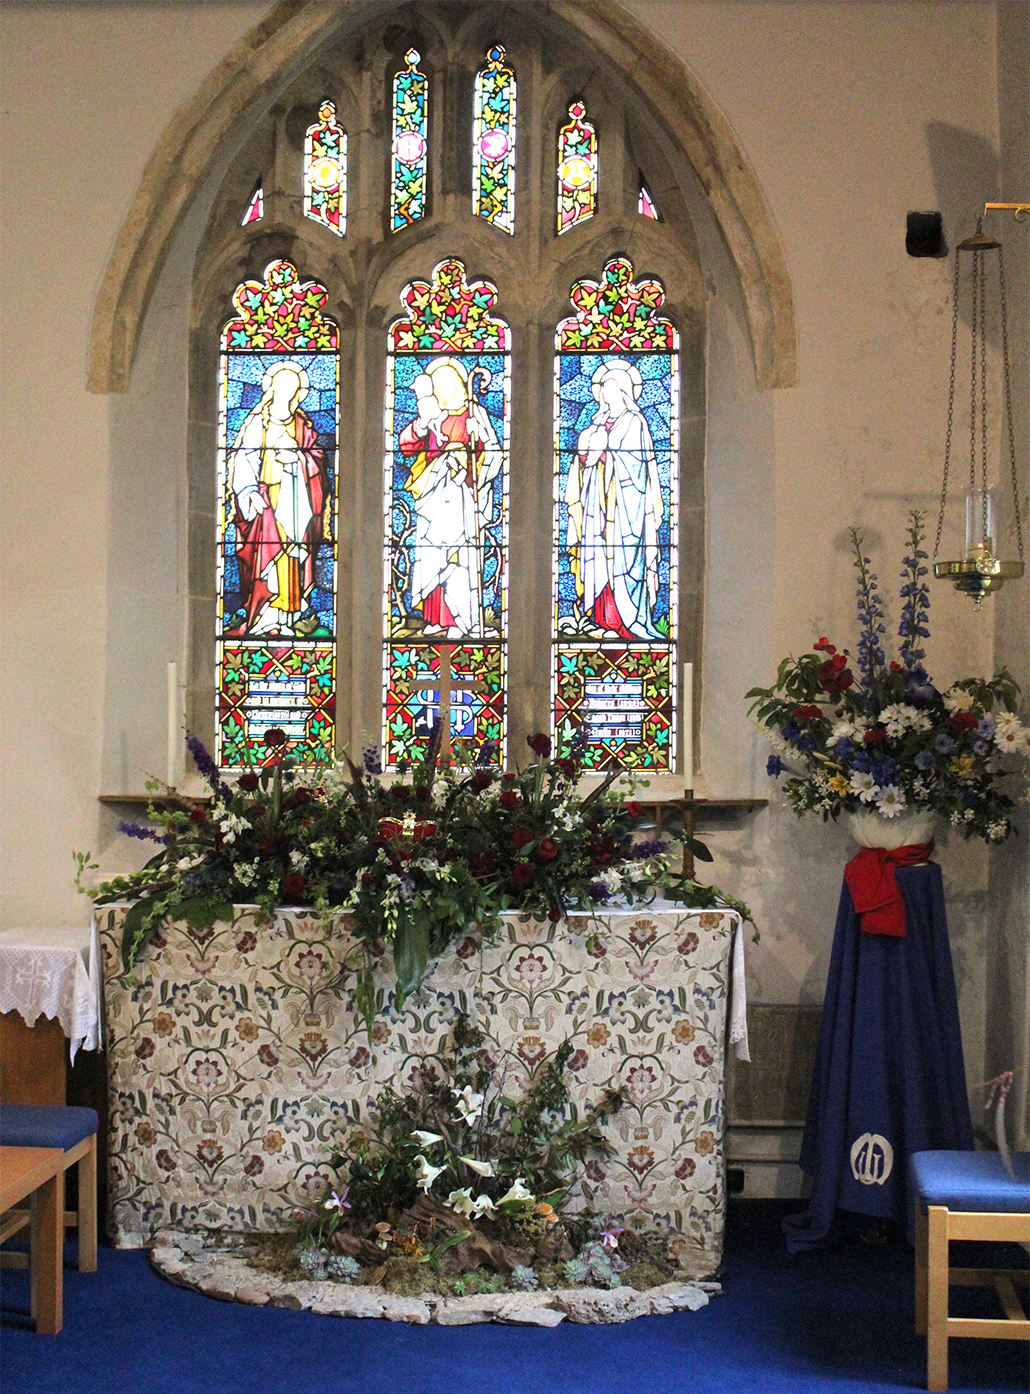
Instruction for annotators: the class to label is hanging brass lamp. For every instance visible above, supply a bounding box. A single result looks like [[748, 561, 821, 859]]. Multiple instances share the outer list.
[[933, 211, 1026, 607]]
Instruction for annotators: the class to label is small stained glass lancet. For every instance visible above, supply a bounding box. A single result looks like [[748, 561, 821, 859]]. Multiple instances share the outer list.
[[638, 182, 660, 220], [552, 255, 679, 771], [384, 259, 512, 767], [472, 45, 516, 234], [241, 185, 263, 226], [216, 260, 339, 769], [304, 100, 347, 237], [391, 49, 428, 231], [557, 100, 597, 235]]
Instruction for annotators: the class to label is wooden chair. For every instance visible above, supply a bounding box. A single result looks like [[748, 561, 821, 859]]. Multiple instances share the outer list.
[[911, 1149, 1029, 1392], [0, 1104, 98, 1274]]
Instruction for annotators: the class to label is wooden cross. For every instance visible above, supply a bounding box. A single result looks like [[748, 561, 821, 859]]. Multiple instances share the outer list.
[[434, 644, 487, 767]]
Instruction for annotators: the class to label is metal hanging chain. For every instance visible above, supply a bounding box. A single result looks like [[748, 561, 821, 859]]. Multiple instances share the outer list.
[[978, 249, 990, 553], [969, 244, 979, 504], [934, 249, 961, 563], [998, 244, 1025, 561]]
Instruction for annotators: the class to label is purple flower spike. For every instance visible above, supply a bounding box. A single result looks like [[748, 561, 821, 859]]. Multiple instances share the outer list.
[[117, 820, 171, 845], [185, 733, 233, 802]]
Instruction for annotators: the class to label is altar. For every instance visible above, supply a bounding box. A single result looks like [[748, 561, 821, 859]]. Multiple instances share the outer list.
[[99, 901, 746, 1275]]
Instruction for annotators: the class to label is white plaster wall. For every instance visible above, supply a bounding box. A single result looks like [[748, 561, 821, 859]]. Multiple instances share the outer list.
[[1, 2, 1023, 1099]]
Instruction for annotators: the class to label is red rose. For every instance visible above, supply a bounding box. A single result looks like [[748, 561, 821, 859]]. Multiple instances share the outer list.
[[512, 861, 535, 886], [502, 771, 518, 784], [556, 758, 578, 779], [538, 838, 558, 861], [821, 667, 855, 695], [282, 871, 307, 900], [392, 785, 410, 803], [512, 826, 534, 848], [547, 906, 561, 922], [470, 771, 493, 792], [626, 801, 642, 818], [499, 790, 519, 811], [864, 726, 887, 744], [527, 733, 551, 757], [291, 787, 312, 805], [472, 851, 497, 875], [890, 661, 903, 673], [237, 772, 260, 792], [252, 805, 267, 818], [947, 712, 978, 733], [263, 727, 287, 749], [793, 705, 822, 721], [189, 806, 207, 824], [361, 872, 376, 886]]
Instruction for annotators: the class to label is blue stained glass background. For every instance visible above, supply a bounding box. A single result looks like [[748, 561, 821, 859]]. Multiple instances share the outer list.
[[219, 351, 338, 633], [555, 351, 674, 633], [389, 351, 507, 631]]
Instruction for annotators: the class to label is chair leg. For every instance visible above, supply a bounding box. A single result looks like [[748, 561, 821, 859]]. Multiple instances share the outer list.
[[77, 1136, 97, 1272], [914, 1200, 928, 1336], [926, 1205, 950, 1392]]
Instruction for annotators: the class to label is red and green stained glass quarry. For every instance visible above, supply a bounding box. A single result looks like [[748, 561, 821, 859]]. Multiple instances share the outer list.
[[552, 256, 679, 770], [391, 49, 428, 231], [304, 100, 347, 237], [472, 45, 516, 234], [557, 100, 597, 235], [217, 260, 339, 768], [384, 260, 511, 767], [241, 185, 263, 226]]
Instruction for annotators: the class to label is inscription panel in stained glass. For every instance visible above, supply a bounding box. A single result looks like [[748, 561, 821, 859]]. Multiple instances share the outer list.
[[552, 257, 678, 770], [385, 642, 504, 768], [217, 260, 339, 768]]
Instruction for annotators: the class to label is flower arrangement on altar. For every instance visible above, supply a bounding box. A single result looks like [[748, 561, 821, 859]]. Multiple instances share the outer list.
[[79, 726, 746, 1019], [259, 1014, 682, 1296], [746, 513, 1029, 842]]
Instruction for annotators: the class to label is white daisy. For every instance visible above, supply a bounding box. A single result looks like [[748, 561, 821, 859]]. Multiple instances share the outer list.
[[849, 771, 877, 802], [875, 786, 906, 817], [943, 686, 975, 713]]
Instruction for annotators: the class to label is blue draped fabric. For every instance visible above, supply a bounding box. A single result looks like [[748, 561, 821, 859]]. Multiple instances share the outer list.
[[783, 862, 974, 1251]]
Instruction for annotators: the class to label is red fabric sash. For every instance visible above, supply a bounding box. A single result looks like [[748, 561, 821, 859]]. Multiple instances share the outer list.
[[843, 842, 935, 938]]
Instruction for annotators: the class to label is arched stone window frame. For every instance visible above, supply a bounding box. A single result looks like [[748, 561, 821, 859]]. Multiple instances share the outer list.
[[91, 0, 796, 798]]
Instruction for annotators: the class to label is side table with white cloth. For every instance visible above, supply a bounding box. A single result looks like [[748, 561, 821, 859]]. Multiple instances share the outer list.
[[0, 926, 103, 1105]]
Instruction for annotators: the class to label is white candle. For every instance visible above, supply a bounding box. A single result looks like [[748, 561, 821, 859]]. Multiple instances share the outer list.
[[167, 661, 178, 789], [683, 662, 694, 791]]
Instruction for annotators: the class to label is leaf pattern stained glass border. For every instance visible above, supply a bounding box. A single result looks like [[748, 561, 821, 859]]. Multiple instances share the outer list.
[[473, 45, 516, 234], [385, 642, 504, 768], [304, 101, 346, 237], [391, 49, 428, 230], [557, 100, 596, 235]]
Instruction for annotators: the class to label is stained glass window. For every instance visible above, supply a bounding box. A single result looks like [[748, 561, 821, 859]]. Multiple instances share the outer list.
[[472, 45, 516, 234], [241, 185, 263, 226], [304, 100, 346, 237], [391, 48, 428, 231], [553, 256, 678, 770], [216, 260, 339, 768], [384, 259, 511, 767], [557, 100, 597, 235], [638, 183, 660, 220]]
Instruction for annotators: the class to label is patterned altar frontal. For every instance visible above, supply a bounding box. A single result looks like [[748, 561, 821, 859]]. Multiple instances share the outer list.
[[99, 906, 738, 1272]]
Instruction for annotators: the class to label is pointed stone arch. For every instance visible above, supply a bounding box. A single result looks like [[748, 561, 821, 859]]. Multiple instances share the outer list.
[[86, 0, 797, 394]]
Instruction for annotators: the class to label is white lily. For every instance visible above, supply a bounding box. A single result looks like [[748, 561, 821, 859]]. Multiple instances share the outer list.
[[497, 1177, 535, 1205], [411, 1130, 444, 1147], [454, 1086, 485, 1125], [446, 1187, 475, 1217], [413, 1154, 445, 1192], [470, 1194, 496, 1219], [459, 1156, 494, 1177]]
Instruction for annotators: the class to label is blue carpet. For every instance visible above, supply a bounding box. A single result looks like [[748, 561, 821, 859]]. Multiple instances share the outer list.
[[2, 1203, 1025, 1393]]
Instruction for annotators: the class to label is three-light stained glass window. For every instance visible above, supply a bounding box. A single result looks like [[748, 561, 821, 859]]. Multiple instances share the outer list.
[[304, 101, 347, 237], [216, 260, 339, 768], [472, 45, 516, 234], [391, 49, 428, 231], [552, 256, 678, 770], [557, 100, 597, 235], [383, 260, 511, 767]]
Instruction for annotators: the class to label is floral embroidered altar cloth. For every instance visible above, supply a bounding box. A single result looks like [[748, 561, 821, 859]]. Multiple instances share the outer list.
[[99, 904, 741, 1272]]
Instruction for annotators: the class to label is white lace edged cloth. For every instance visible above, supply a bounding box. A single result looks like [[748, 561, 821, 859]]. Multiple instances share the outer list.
[[0, 923, 102, 1062], [730, 920, 750, 1062]]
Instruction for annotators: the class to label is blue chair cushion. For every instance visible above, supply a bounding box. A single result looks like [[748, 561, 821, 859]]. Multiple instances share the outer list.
[[910, 1149, 1030, 1214], [0, 1104, 98, 1152]]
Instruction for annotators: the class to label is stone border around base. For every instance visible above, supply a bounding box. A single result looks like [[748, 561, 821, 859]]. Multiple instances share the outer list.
[[150, 1230, 718, 1326]]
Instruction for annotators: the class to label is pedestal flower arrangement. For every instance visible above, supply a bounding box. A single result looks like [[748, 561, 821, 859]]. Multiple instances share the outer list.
[[746, 514, 1029, 842]]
